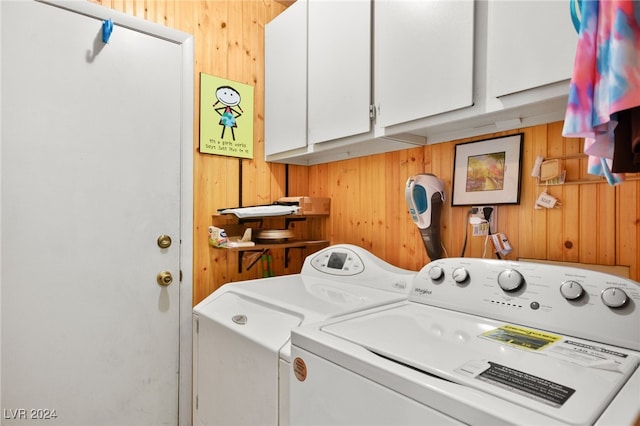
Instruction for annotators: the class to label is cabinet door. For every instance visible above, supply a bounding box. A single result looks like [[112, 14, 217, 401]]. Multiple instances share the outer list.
[[307, 0, 371, 145], [374, 0, 474, 128], [487, 1, 578, 97], [265, 0, 307, 156]]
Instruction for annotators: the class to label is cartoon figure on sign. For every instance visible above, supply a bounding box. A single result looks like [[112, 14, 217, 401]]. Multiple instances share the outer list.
[[213, 85, 243, 141]]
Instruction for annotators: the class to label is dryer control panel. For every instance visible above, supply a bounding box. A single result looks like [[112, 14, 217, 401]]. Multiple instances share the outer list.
[[303, 244, 415, 294], [412, 258, 640, 351], [310, 250, 364, 275]]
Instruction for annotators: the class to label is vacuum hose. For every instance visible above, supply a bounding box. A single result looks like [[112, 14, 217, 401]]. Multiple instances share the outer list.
[[419, 191, 443, 260]]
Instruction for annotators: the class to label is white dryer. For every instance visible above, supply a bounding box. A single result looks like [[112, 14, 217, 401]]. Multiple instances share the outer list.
[[192, 244, 415, 426], [290, 258, 640, 425]]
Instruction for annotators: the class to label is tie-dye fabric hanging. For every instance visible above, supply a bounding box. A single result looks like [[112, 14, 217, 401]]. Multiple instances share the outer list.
[[562, 0, 640, 185]]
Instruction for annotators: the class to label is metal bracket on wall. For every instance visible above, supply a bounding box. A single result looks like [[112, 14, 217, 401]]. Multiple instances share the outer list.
[[237, 244, 310, 273], [239, 249, 269, 273], [284, 245, 308, 269], [238, 217, 264, 227], [284, 217, 306, 228], [237, 216, 306, 229]]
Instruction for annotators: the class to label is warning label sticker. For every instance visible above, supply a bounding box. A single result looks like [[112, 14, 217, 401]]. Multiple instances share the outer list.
[[480, 324, 640, 372], [481, 325, 562, 351], [547, 340, 639, 372], [478, 362, 575, 407], [456, 360, 575, 408]]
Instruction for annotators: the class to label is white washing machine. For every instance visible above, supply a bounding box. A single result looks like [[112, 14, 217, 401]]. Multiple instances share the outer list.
[[192, 244, 416, 426], [290, 258, 640, 425]]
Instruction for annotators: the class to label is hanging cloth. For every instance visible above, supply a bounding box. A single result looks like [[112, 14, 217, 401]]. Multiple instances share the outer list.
[[562, 0, 640, 185], [611, 106, 640, 172]]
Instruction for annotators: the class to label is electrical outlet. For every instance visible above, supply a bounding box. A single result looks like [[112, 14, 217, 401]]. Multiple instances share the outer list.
[[470, 205, 498, 235]]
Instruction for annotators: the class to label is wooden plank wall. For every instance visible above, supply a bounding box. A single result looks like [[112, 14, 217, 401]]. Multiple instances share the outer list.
[[94, 0, 640, 306], [306, 122, 640, 282]]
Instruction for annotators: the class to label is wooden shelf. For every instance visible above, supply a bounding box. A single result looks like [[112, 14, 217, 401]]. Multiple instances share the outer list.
[[535, 153, 640, 186], [221, 239, 329, 252], [538, 175, 640, 186], [211, 205, 330, 273], [215, 239, 329, 273]]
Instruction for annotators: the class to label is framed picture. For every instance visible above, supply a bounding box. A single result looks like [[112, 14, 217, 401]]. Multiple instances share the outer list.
[[199, 72, 254, 159], [452, 133, 524, 206]]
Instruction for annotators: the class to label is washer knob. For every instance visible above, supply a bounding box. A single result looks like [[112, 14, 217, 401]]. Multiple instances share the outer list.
[[428, 266, 444, 280], [601, 287, 628, 308], [497, 269, 524, 292], [452, 267, 469, 283], [560, 280, 584, 300]]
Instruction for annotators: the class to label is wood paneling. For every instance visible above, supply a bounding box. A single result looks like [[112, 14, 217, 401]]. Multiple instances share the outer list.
[[303, 124, 640, 284], [95, 0, 640, 306]]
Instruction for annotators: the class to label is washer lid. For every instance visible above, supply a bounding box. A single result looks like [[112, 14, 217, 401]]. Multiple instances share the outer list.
[[320, 303, 640, 425]]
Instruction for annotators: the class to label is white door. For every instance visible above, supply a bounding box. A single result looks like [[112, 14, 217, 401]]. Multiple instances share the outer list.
[[0, 1, 193, 425]]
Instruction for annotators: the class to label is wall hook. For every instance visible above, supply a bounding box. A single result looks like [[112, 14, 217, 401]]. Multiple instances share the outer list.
[[102, 19, 113, 43]]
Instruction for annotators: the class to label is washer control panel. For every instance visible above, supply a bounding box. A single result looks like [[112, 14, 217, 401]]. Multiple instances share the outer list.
[[412, 258, 640, 350]]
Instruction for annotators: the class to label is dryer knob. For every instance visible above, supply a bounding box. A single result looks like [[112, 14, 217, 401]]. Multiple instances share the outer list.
[[428, 266, 444, 280], [497, 269, 524, 292], [560, 280, 584, 300], [452, 267, 469, 284], [601, 287, 628, 308]]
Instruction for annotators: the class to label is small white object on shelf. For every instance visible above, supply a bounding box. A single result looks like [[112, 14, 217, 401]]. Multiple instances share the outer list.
[[228, 228, 255, 247], [219, 205, 300, 218]]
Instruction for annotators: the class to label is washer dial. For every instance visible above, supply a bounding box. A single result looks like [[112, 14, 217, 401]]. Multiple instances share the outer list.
[[560, 280, 584, 300], [497, 269, 524, 292], [601, 287, 628, 308], [428, 266, 444, 280], [452, 267, 469, 283]]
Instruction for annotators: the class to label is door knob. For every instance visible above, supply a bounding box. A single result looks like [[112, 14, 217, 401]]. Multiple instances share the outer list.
[[157, 234, 172, 249], [156, 271, 173, 286]]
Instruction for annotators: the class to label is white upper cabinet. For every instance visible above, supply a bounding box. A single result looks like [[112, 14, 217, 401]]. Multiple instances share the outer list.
[[375, 0, 578, 145], [265, 0, 374, 160], [307, 0, 371, 145], [264, 0, 578, 164], [374, 0, 474, 128], [264, 0, 307, 156], [486, 1, 578, 98]]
